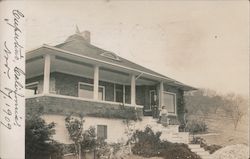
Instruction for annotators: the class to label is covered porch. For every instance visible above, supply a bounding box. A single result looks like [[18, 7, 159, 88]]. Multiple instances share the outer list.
[[26, 45, 194, 118]]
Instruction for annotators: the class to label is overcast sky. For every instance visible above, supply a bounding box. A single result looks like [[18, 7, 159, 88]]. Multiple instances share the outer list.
[[25, 1, 249, 96]]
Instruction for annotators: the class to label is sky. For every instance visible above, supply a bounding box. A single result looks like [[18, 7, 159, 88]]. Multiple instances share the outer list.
[[25, 0, 249, 96]]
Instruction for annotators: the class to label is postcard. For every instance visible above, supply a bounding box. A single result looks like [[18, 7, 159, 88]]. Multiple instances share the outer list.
[[0, 1, 249, 159]]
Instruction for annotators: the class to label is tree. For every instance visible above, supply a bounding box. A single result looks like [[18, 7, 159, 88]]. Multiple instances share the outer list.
[[123, 119, 136, 154], [65, 115, 100, 159], [65, 114, 84, 159], [222, 93, 246, 130], [184, 88, 225, 119], [25, 109, 63, 159]]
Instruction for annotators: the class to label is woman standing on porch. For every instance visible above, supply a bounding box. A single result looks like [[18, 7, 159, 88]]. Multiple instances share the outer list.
[[159, 106, 169, 126]]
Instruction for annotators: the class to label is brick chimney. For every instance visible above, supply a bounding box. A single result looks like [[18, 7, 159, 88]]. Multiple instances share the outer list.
[[81, 31, 91, 43]]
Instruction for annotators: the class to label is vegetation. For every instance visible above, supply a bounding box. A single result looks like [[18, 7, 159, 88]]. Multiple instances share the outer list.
[[186, 119, 208, 135], [65, 114, 111, 159], [88, 106, 142, 121], [222, 93, 246, 130], [65, 114, 84, 159], [130, 127, 201, 159], [185, 89, 247, 130], [25, 108, 63, 159], [191, 137, 222, 154], [65, 114, 102, 159]]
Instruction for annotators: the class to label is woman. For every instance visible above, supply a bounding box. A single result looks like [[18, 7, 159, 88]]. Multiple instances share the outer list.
[[159, 106, 168, 125]]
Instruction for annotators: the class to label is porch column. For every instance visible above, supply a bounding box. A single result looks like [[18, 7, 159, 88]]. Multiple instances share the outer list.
[[93, 65, 99, 100], [130, 74, 136, 105], [43, 54, 51, 94], [159, 81, 164, 109]]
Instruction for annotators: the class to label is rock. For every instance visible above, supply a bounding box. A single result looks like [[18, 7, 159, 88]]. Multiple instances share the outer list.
[[210, 144, 249, 159]]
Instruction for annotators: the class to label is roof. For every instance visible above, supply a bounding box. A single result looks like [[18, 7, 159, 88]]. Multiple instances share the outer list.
[[27, 31, 196, 91], [55, 33, 169, 79]]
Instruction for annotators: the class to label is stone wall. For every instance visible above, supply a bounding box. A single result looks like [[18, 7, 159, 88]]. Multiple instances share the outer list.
[[26, 96, 143, 120]]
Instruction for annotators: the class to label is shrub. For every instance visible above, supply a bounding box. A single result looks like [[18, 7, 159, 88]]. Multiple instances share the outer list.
[[131, 127, 162, 157], [25, 113, 63, 159], [191, 137, 222, 154], [190, 136, 205, 145], [203, 144, 222, 154], [131, 127, 201, 159], [160, 142, 201, 159], [186, 120, 208, 134], [87, 106, 142, 121]]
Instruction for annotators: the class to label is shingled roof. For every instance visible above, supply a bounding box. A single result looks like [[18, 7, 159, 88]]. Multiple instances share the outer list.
[[55, 32, 170, 79], [51, 29, 195, 90]]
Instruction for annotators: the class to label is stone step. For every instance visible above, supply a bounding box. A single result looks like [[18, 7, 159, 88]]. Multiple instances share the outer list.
[[188, 144, 200, 149], [202, 156, 212, 159], [169, 140, 183, 143], [196, 151, 210, 156], [188, 144, 212, 159], [190, 148, 206, 153]]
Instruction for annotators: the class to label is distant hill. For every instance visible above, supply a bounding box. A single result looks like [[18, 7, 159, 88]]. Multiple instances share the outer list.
[[184, 89, 248, 146]]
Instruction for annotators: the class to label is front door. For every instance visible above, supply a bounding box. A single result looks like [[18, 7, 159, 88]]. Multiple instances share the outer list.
[[150, 90, 158, 118], [149, 90, 156, 109]]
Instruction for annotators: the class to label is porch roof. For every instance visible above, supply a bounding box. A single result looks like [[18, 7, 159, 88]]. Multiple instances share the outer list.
[[26, 33, 196, 91]]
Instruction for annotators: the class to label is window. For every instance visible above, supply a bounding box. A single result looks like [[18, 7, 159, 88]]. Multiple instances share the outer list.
[[78, 82, 105, 100], [114, 84, 123, 103], [162, 92, 176, 114], [26, 82, 39, 96], [97, 125, 107, 139], [100, 52, 121, 61]]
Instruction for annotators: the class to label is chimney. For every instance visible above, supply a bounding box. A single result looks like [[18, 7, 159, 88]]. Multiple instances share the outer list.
[[81, 31, 91, 43]]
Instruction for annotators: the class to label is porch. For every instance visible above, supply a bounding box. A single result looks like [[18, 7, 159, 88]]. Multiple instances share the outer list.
[[26, 51, 180, 117]]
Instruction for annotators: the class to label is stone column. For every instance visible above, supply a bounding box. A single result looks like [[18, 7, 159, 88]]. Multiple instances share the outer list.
[[93, 65, 99, 100], [130, 74, 136, 105], [159, 81, 164, 109], [43, 54, 51, 94]]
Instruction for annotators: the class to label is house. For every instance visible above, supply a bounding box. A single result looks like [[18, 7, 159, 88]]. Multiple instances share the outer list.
[[25, 28, 196, 144]]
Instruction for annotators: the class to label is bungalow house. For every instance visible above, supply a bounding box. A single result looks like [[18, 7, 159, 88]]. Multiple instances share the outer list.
[[26, 28, 195, 144]]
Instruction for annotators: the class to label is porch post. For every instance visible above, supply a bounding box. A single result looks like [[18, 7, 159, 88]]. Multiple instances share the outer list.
[[93, 65, 99, 100], [159, 81, 164, 109], [130, 74, 136, 105], [43, 54, 51, 94]]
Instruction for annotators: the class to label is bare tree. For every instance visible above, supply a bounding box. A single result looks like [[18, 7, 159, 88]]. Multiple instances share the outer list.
[[222, 93, 246, 130]]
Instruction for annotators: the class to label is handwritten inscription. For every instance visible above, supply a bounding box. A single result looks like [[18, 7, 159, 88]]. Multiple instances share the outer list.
[[1, 10, 25, 130]]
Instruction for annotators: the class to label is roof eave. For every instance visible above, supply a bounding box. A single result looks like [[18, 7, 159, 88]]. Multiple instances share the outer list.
[[26, 44, 196, 90]]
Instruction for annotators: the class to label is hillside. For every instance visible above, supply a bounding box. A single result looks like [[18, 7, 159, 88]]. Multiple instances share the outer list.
[[189, 112, 248, 146], [184, 89, 248, 146]]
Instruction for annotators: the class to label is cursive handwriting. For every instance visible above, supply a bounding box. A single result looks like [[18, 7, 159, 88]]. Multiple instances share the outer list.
[[1, 10, 25, 130], [3, 41, 11, 79], [4, 10, 24, 61], [13, 67, 25, 126]]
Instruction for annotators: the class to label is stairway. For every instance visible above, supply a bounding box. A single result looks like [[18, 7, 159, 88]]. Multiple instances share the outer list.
[[139, 117, 213, 159], [137, 117, 189, 144], [188, 144, 212, 159]]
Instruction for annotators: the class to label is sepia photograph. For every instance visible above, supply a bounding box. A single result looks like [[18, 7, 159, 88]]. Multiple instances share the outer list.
[[23, 1, 249, 159]]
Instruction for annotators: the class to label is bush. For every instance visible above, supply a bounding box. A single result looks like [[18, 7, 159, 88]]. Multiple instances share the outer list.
[[160, 142, 200, 159], [25, 113, 63, 159], [130, 127, 162, 157], [186, 120, 208, 134], [203, 144, 222, 154], [131, 127, 201, 159], [191, 137, 222, 154]]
